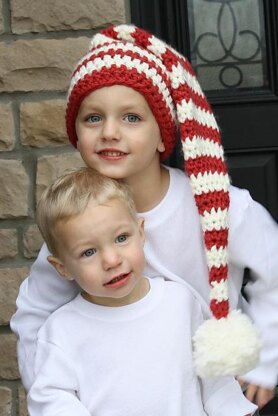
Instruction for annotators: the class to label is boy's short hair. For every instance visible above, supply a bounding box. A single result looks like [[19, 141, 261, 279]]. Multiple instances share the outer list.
[[37, 167, 137, 255]]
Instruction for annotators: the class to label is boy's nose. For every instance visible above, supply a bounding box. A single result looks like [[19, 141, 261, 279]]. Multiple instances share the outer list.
[[102, 119, 120, 141], [102, 248, 122, 270]]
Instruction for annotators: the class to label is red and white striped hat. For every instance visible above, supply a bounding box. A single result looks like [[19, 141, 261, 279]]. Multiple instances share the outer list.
[[66, 24, 260, 377]]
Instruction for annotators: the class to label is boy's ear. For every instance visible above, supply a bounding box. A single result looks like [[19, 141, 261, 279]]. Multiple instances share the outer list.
[[137, 217, 145, 244], [157, 138, 165, 153], [47, 256, 74, 280]]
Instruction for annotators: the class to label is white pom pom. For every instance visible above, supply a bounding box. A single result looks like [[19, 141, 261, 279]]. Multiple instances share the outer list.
[[193, 310, 261, 378]]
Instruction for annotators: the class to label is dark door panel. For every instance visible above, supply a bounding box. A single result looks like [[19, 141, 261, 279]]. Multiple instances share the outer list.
[[215, 102, 278, 150], [227, 152, 278, 220]]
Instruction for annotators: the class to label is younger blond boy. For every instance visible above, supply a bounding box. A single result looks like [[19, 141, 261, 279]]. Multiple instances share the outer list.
[[27, 167, 257, 416]]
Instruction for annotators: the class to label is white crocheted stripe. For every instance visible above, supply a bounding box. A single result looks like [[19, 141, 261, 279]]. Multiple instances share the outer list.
[[114, 24, 137, 42], [190, 172, 230, 195], [169, 61, 204, 96], [148, 35, 167, 58], [91, 26, 137, 48], [182, 137, 224, 161], [209, 279, 229, 302], [177, 99, 218, 130], [201, 208, 228, 231], [206, 246, 228, 269], [90, 33, 115, 48], [88, 40, 169, 83]]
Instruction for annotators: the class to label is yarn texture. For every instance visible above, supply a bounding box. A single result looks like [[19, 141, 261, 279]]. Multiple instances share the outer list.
[[193, 310, 261, 377]]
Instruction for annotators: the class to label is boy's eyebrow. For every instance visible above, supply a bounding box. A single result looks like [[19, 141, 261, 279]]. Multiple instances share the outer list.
[[66, 239, 96, 254], [66, 221, 135, 251], [80, 101, 148, 113]]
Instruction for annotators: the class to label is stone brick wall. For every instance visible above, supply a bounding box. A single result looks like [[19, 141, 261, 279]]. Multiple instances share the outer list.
[[0, 1, 128, 414]]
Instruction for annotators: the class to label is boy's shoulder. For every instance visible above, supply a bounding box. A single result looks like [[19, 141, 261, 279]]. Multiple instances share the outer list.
[[37, 294, 81, 342], [154, 276, 209, 318], [160, 277, 197, 299], [229, 184, 253, 210], [229, 184, 262, 230]]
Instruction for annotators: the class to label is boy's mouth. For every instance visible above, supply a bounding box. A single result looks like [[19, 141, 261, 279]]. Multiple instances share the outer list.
[[104, 273, 130, 287], [99, 151, 125, 156], [97, 150, 127, 159]]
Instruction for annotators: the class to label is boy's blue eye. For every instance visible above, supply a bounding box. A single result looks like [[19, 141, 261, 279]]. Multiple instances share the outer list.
[[115, 234, 128, 243], [87, 115, 101, 123], [82, 248, 96, 257], [125, 114, 140, 123]]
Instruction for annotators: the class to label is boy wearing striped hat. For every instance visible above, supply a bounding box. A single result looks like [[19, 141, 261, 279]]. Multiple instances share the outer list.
[[28, 167, 256, 415], [12, 24, 278, 410]]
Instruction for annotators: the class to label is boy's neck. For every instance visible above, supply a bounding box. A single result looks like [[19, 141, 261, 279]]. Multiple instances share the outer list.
[[127, 165, 170, 213], [81, 277, 150, 307]]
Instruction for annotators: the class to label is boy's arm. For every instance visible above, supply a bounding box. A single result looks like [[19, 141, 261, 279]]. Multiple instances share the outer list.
[[28, 338, 91, 416], [10, 243, 79, 390], [229, 188, 278, 392], [200, 375, 258, 416], [237, 381, 275, 410]]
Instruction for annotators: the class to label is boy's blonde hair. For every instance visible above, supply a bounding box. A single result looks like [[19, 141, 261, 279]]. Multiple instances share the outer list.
[[37, 167, 137, 255]]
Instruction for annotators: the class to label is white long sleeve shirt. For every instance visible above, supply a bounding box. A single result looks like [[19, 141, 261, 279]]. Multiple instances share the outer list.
[[11, 167, 278, 390], [28, 277, 257, 416]]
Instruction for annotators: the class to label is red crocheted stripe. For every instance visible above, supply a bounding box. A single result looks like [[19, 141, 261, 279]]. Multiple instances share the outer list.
[[180, 120, 221, 144], [178, 54, 197, 77], [162, 47, 196, 77], [186, 155, 227, 177], [194, 190, 229, 215], [101, 25, 119, 40], [173, 84, 212, 113], [204, 229, 228, 250], [131, 27, 153, 48], [210, 299, 229, 319], [209, 265, 228, 284]]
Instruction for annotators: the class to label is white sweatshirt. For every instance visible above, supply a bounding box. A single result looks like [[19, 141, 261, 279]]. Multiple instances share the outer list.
[[28, 277, 257, 416], [11, 167, 278, 390]]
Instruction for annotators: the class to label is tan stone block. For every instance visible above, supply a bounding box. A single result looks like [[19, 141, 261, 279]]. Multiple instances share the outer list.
[[18, 386, 28, 416], [11, 0, 126, 33], [36, 152, 85, 203], [0, 103, 15, 151], [0, 267, 29, 325], [0, 387, 12, 416], [0, 229, 17, 260], [0, 160, 29, 219], [0, 37, 89, 93], [23, 224, 43, 259], [0, 2, 3, 35], [20, 100, 67, 147], [0, 333, 19, 380]]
